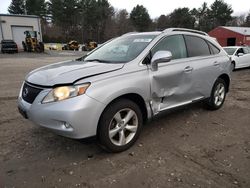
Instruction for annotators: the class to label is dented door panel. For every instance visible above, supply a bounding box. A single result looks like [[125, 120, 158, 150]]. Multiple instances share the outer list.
[[150, 59, 193, 113]]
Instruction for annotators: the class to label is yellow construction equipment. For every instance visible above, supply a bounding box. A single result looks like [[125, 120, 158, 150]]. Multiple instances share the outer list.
[[22, 31, 44, 52], [83, 41, 97, 51], [62, 40, 79, 51]]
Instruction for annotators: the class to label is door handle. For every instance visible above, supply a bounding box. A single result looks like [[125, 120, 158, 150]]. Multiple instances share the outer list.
[[213, 61, 220, 66], [184, 66, 193, 73]]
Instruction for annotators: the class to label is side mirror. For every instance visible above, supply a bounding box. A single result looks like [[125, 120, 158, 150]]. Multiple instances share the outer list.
[[151, 51, 172, 71], [237, 53, 244, 57]]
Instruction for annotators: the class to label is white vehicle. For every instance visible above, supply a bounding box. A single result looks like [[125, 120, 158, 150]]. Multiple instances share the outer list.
[[223, 46, 250, 70]]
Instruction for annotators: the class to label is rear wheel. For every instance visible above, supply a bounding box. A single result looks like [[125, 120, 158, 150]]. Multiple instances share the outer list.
[[205, 78, 227, 110], [98, 99, 143, 152]]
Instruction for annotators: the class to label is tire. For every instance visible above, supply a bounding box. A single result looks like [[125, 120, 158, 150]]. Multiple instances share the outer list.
[[97, 99, 143, 152], [204, 78, 227, 110], [231, 61, 236, 71]]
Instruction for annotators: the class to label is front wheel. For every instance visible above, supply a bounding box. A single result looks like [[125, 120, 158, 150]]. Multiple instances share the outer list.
[[231, 61, 236, 71], [97, 99, 143, 152], [205, 78, 227, 110]]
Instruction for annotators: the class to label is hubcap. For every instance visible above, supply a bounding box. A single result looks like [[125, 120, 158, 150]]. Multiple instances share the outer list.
[[108, 108, 138, 146], [214, 83, 225, 106]]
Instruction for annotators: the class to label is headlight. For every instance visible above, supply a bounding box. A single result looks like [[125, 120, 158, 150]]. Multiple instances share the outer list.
[[42, 83, 90, 104]]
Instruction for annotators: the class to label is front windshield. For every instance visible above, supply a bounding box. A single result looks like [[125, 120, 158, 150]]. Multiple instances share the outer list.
[[224, 48, 237, 55], [84, 34, 157, 63]]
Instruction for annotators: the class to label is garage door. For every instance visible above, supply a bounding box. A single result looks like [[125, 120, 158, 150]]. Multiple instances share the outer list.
[[12, 26, 33, 50]]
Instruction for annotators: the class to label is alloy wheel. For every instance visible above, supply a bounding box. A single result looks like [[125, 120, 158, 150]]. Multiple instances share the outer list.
[[108, 108, 138, 146], [214, 83, 225, 106]]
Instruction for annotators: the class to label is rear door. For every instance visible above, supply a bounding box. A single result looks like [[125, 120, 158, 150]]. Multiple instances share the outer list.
[[183, 35, 221, 99], [242, 47, 250, 67]]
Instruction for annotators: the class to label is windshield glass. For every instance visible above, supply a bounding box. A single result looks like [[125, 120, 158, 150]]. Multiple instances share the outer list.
[[2, 40, 15, 44], [224, 48, 237, 55], [84, 34, 157, 63]]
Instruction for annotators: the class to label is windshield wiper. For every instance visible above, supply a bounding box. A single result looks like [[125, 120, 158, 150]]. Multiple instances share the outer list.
[[85, 59, 112, 63]]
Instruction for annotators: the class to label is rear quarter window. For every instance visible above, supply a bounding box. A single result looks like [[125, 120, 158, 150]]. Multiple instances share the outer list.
[[208, 42, 220, 54], [184, 35, 211, 57], [243, 48, 250, 54]]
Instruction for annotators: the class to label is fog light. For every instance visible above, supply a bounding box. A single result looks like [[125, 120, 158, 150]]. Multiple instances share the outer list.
[[63, 122, 71, 129]]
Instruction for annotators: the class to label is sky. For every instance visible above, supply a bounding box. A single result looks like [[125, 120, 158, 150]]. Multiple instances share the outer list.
[[0, 0, 249, 18]]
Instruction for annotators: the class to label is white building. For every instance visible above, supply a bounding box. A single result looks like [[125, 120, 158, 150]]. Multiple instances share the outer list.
[[0, 14, 42, 50]]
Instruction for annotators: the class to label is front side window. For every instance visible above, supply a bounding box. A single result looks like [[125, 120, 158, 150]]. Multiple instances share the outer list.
[[151, 35, 187, 60], [236, 48, 244, 55], [184, 35, 210, 57], [84, 35, 157, 63]]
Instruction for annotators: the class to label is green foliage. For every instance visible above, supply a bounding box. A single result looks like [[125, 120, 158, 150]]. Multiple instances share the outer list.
[[191, 0, 233, 32], [243, 12, 250, 27], [7, 0, 239, 43], [130, 5, 151, 32], [191, 2, 211, 31], [169, 8, 195, 29], [8, 0, 25, 14], [115, 9, 134, 35], [25, 0, 46, 17], [209, 0, 233, 28], [157, 15, 171, 30], [47, 0, 113, 42]]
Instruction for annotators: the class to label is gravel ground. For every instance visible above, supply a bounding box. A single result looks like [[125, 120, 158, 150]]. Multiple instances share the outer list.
[[0, 51, 250, 188]]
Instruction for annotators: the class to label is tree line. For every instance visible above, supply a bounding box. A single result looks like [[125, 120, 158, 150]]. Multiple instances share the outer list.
[[8, 0, 250, 43]]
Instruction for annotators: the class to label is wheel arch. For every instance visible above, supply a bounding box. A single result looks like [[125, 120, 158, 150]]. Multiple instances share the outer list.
[[231, 60, 236, 70], [96, 93, 149, 135], [218, 73, 230, 92]]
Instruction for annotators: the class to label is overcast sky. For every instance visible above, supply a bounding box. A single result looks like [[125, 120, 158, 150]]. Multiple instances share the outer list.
[[0, 0, 249, 18]]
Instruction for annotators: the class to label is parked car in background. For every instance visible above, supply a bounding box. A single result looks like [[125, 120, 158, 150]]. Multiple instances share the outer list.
[[1, 40, 18, 53], [223, 46, 250, 70], [18, 28, 231, 152]]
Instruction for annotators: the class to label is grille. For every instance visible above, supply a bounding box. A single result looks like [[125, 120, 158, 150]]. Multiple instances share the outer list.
[[22, 83, 43, 104]]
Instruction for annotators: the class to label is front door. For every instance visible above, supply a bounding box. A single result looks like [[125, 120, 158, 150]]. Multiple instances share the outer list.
[[149, 35, 192, 113]]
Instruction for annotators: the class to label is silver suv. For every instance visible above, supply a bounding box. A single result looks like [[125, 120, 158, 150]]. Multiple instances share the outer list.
[[18, 28, 231, 152]]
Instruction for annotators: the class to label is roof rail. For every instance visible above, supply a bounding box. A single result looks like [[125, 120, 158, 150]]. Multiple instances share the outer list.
[[163, 28, 208, 36], [122, 32, 138, 36]]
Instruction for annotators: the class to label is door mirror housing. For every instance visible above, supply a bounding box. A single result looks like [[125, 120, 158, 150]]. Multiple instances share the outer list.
[[151, 51, 172, 71], [237, 53, 244, 57]]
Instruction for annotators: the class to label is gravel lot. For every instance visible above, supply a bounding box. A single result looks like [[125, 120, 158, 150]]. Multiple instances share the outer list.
[[0, 51, 250, 188]]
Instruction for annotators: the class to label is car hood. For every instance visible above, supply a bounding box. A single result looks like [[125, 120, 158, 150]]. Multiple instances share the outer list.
[[26, 60, 125, 87]]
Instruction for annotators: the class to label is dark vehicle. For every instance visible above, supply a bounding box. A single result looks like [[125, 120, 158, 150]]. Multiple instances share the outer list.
[[1, 40, 18, 53]]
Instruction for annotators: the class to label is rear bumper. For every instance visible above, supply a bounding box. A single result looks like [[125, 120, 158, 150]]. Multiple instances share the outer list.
[[18, 89, 106, 139]]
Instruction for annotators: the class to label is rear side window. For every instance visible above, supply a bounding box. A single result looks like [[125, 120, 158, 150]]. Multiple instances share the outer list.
[[208, 42, 220, 54], [184, 35, 210, 57], [243, 48, 249, 54], [151, 35, 187, 60]]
